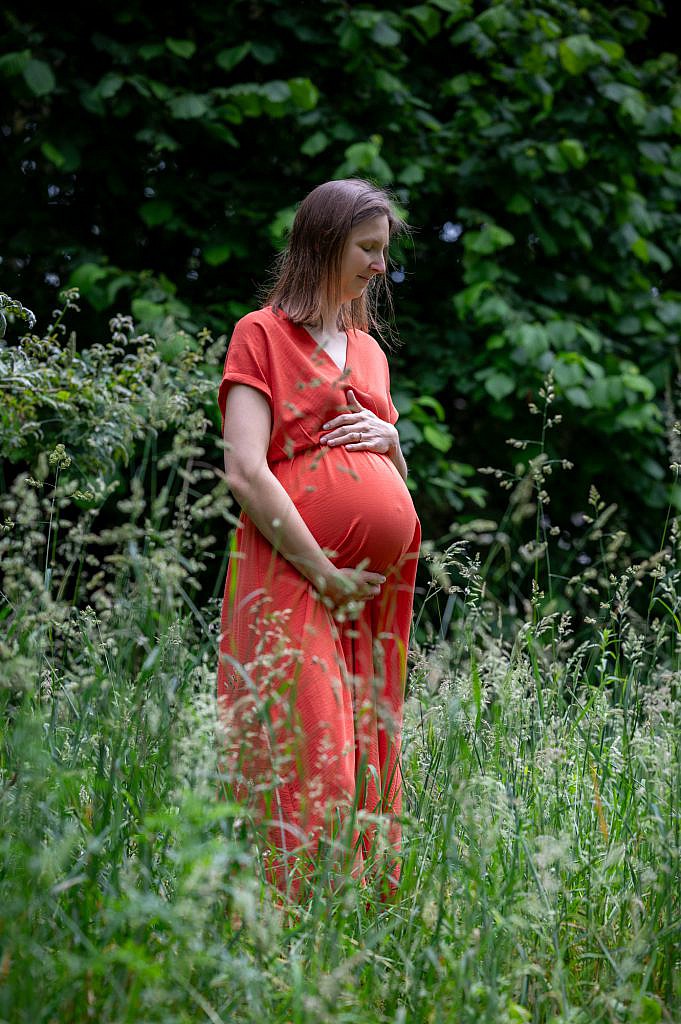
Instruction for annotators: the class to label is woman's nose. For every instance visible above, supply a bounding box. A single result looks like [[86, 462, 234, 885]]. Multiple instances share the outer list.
[[370, 253, 386, 274]]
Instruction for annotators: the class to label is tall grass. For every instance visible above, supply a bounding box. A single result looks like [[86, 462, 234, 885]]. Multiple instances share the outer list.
[[1, 342, 679, 1022]]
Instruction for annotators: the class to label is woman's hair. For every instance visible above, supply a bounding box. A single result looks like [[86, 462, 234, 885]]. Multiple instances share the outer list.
[[263, 178, 408, 345]]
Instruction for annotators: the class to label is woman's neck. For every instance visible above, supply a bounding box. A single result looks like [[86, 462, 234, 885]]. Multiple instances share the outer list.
[[306, 302, 344, 343]]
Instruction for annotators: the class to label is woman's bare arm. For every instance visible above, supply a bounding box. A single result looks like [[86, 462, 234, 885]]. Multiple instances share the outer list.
[[387, 440, 408, 482], [222, 383, 385, 605]]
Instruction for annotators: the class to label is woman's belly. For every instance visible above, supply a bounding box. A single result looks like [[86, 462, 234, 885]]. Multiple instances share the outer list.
[[273, 446, 418, 574]]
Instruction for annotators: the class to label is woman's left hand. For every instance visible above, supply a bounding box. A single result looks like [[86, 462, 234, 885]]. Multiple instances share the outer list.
[[319, 389, 398, 453]]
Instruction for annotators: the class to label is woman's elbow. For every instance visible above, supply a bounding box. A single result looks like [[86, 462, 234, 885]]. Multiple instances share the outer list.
[[223, 456, 262, 505]]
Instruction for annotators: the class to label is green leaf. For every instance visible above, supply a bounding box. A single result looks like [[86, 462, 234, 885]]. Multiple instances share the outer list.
[[98, 72, 125, 99], [252, 42, 278, 64], [635, 996, 662, 1023], [375, 69, 407, 94], [464, 224, 515, 254], [106, 274, 134, 303], [558, 138, 587, 168], [575, 324, 603, 353], [514, 323, 549, 358], [443, 72, 480, 96], [430, 0, 471, 13], [544, 143, 569, 173], [546, 320, 578, 347], [138, 43, 165, 60], [301, 131, 328, 157], [616, 403, 660, 429], [207, 123, 238, 147], [148, 80, 172, 101], [477, 6, 517, 35], [165, 38, 196, 59], [224, 83, 262, 117], [168, 93, 208, 119], [135, 128, 180, 152], [423, 423, 453, 452], [599, 39, 624, 62], [506, 193, 532, 214], [413, 395, 446, 421], [131, 298, 166, 323], [553, 360, 584, 388], [454, 281, 493, 318], [216, 43, 251, 72], [507, 1000, 532, 1022], [0, 49, 31, 76], [69, 263, 110, 296], [288, 77, 318, 110], [139, 200, 174, 227], [600, 81, 644, 110], [398, 163, 425, 185], [622, 373, 656, 400], [565, 386, 592, 408], [590, 376, 625, 409], [406, 5, 441, 38], [22, 58, 55, 96], [646, 241, 672, 272], [40, 141, 65, 168], [336, 144, 392, 183], [203, 244, 232, 266], [262, 80, 291, 103], [270, 206, 297, 248], [343, 140, 380, 170], [40, 139, 81, 173], [630, 236, 649, 262], [558, 34, 602, 75], [484, 372, 515, 400], [372, 20, 401, 47]]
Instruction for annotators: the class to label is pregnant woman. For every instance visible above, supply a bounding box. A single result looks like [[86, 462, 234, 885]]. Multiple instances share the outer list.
[[216, 178, 421, 898]]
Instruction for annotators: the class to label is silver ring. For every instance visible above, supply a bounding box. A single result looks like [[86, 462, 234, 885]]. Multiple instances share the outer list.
[[357, 431, 362, 441]]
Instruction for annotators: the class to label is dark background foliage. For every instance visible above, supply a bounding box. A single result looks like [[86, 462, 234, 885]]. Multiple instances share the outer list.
[[2, 0, 680, 579]]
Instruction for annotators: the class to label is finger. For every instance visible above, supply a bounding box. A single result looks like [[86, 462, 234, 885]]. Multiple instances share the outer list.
[[324, 428, 368, 446], [322, 424, 360, 441], [364, 584, 382, 597], [321, 412, 362, 430], [346, 389, 364, 411]]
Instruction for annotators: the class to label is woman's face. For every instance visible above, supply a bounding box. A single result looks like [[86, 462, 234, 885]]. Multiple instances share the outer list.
[[338, 214, 390, 304]]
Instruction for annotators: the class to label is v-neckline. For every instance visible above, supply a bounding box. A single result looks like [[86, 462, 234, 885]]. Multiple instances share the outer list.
[[295, 320, 351, 375]]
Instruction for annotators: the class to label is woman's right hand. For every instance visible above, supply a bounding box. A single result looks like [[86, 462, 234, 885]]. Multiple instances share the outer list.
[[316, 566, 386, 617]]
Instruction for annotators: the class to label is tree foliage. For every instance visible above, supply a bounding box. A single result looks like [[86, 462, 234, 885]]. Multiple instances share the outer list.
[[1, 0, 680, 548]]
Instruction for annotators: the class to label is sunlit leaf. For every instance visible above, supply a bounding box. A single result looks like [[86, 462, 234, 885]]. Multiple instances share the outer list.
[[168, 93, 208, 118], [484, 372, 515, 400]]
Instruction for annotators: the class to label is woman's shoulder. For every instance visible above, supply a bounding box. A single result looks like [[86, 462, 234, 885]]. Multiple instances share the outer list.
[[232, 304, 282, 333], [229, 305, 292, 349], [350, 326, 391, 366]]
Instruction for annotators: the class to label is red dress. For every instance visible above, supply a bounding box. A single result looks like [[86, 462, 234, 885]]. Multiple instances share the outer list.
[[216, 306, 420, 893]]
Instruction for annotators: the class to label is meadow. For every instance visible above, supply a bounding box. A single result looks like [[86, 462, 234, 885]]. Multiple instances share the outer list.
[[1, 299, 679, 1024]]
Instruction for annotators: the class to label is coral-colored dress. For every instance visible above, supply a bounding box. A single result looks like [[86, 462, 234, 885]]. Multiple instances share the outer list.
[[216, 306, 420, 892]]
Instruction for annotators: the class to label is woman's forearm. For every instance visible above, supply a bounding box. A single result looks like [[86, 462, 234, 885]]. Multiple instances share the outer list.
[[388, 440, 408, 482], [227, 464, 335, 587]]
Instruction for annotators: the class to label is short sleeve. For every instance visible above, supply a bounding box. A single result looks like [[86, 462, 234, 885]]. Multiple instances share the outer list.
[[217, 317, 273, 435]]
